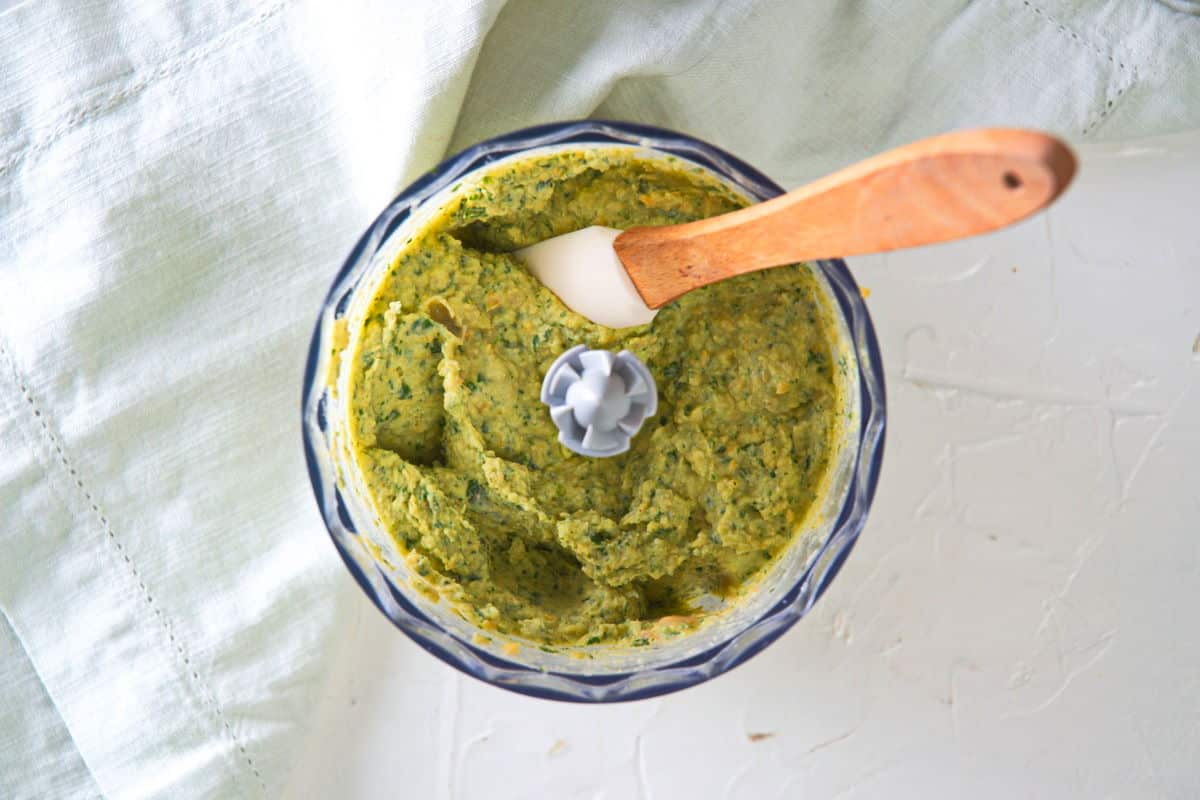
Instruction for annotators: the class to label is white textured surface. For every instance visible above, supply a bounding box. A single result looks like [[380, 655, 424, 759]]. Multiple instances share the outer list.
[[283, 134, 1200, 799]]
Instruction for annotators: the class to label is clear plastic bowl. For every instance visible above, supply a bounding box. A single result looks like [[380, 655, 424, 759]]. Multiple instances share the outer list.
[[301, 120, 886, 702]]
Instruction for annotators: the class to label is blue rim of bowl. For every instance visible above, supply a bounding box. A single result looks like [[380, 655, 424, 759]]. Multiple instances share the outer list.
[[301, 120, 887, 702]]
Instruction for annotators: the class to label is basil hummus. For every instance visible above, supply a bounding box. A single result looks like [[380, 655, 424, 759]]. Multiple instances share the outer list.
[[345, 148, 846, 648]]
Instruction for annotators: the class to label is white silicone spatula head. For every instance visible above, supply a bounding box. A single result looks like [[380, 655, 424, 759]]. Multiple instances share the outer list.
[[516, 226, 656, 329]]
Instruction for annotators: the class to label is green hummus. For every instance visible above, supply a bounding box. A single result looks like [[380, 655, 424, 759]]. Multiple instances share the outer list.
[[345, 148, 846, 648]]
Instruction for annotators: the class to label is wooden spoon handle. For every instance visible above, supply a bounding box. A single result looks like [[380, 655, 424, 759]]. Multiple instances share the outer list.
[[615, 128, 1077, 308]]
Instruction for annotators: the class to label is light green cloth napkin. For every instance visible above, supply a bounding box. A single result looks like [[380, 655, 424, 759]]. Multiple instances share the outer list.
[[1, 1, 1197, 797]]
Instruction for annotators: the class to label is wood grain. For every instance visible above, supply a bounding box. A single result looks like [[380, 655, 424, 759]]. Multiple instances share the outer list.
[[613, 128, 1077, 308]]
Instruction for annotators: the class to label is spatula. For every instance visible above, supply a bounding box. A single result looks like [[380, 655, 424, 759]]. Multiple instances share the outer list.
[[516, 128, 1076, 329]]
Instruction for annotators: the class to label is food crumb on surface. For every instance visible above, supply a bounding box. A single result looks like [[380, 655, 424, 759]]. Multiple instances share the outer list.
[[859, 286, 871, 298], [548, 739, 567, 756], [747, 732, 775, 743]]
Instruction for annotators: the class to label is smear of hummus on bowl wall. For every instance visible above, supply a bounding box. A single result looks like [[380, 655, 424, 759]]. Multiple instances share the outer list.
[[342, 147, 849, 649]]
